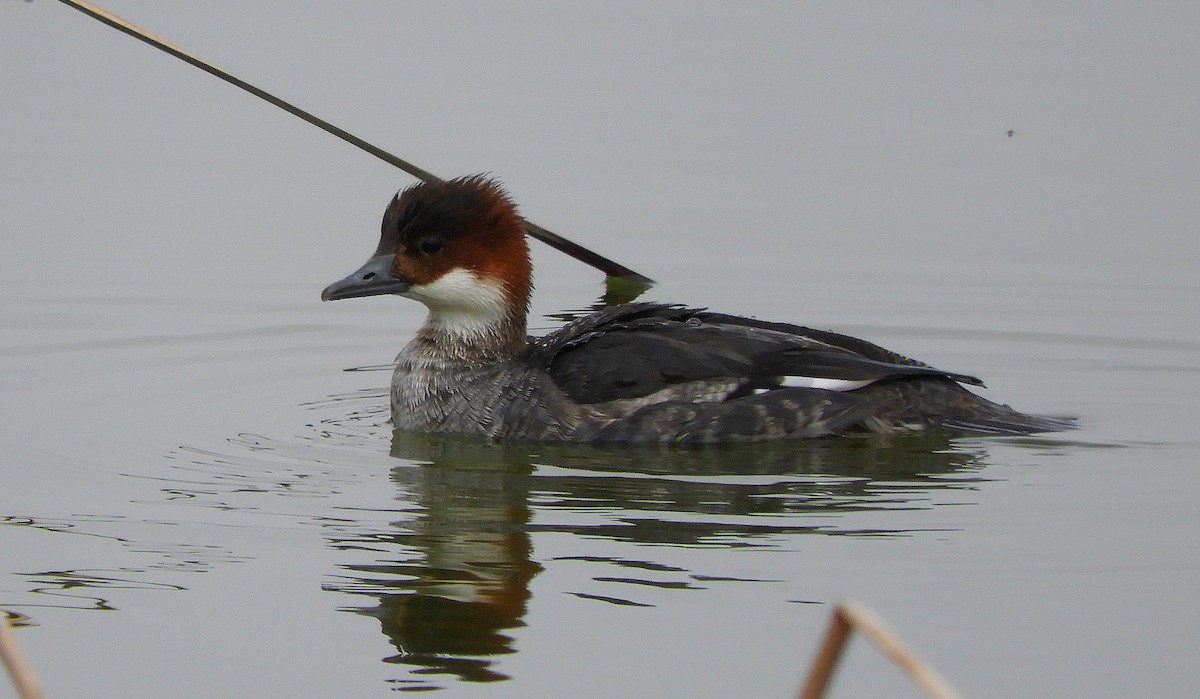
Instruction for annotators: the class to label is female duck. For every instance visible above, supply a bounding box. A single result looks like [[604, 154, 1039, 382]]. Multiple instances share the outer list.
[[322, 175, 1069, 443]]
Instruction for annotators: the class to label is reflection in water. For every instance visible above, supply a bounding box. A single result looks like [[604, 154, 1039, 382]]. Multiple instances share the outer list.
[[320, 428, 990, 689], [324, 436, 543, 689], [1, 375, 1025, 691], [0, 390, 391, 618], [526, 433, 989, 542], [15, 570, 185, 612], [0, 515, 247, 613]]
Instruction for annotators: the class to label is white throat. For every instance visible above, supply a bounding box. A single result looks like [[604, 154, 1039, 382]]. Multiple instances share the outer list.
[[406, 268, 512, 342]]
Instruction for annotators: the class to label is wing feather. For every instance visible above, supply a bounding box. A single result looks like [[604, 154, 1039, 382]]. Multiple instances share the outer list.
[[532, 303, 982, 406]]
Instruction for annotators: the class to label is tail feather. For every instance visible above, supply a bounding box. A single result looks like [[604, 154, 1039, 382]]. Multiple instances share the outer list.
[[937, 413, 1078, 436], [847, 378, 1076, 436]]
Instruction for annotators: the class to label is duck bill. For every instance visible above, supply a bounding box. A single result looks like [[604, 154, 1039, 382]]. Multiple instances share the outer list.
[[321, 254, 411, 301]]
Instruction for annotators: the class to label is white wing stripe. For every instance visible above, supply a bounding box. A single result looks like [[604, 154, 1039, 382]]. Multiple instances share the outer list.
[[780, 376, 878, 392]]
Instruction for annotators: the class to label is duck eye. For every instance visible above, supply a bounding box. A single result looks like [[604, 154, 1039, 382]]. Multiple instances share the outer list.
[[418, 236, 443, 255]]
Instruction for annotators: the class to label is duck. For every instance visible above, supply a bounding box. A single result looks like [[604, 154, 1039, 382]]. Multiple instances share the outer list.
[[321, 175, 1071, 443]]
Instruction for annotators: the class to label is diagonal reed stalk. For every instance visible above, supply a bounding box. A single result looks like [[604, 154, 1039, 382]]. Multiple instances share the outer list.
[[799, 601, 962, 699], [0, 616, 46, 699], [50, 0, 654, 287]]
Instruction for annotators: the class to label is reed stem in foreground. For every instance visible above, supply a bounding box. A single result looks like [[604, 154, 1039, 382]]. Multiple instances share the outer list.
[[0, 616, 46, 699], [798, 601, 961, 699]]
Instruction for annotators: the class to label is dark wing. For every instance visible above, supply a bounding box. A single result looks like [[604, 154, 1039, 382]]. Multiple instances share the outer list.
[[530, 303, 982, 406], [695, 311, 983, 382]]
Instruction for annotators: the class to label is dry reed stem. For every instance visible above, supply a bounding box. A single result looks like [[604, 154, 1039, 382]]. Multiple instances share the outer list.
[[0, 616, 46, 699], [798, 601, 961, 699], [51, 0, 653, 285]]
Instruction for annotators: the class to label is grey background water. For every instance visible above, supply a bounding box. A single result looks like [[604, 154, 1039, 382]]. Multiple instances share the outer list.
[[2, 2, 1198, 696]]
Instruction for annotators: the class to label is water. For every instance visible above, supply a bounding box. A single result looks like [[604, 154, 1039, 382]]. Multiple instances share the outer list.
[[2, 2, 1198, 697]]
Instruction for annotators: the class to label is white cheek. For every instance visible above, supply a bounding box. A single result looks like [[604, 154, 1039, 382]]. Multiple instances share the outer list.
[[407, 268, 509, 338], [407, 268, 505, 308]]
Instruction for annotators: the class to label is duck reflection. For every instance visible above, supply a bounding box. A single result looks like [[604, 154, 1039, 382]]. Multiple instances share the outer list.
[[324, 434, 541, 687], [525, 433, 988, 543], [323, 428, 988, 687]]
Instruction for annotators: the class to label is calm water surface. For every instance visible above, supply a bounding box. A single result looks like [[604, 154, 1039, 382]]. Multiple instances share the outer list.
[[2, 3, 1198, 697]]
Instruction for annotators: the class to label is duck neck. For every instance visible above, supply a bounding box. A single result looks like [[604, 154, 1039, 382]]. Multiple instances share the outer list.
[[406, 273, 529, 364], [417, 305, 527, 363]]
